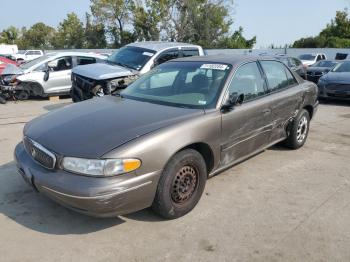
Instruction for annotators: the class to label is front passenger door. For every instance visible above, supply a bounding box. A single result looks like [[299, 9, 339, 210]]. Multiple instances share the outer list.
[[43, 56, 73, 94], [220, 62, 272, 166]]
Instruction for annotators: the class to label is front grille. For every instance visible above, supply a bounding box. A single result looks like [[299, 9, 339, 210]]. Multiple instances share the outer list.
[[72, 73, 96, 91], [326, 83, 350, 92], [23, 137, 56, 169]]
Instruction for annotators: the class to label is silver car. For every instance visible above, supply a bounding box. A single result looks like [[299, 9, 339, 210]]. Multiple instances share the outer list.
[[1, 52, 106, 99]]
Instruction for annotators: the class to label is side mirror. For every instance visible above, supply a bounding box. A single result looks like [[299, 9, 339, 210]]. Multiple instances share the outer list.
[[43, 64, 50, 81], [221, 93, 244, 111]]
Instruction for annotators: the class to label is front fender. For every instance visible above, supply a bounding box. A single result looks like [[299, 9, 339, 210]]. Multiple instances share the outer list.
[[103, 110, 222, 177]]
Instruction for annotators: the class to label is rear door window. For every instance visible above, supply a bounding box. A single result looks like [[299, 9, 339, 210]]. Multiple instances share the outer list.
[[228, 62, 266, 102], [77, 56, 96, 66], [260, 61, 291, 92]]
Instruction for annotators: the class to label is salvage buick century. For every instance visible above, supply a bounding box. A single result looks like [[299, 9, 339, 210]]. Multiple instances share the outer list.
[[15, 55, 318, 219]]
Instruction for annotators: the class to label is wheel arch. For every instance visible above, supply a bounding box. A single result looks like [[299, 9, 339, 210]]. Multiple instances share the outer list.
[[303, 105, 314, 119], [175, 142, 215, 176]]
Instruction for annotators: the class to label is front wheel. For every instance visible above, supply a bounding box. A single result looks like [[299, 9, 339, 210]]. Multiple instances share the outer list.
[[285, 109, 310, 149], [152, 149, 207, 219]]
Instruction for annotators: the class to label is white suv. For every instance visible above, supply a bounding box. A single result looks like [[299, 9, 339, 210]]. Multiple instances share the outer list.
[[299, 53, 327, 67], [12, 50, 44, 62]]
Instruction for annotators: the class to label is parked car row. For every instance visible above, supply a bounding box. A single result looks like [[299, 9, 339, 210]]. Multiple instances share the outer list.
[[1, 43, 349, 104]]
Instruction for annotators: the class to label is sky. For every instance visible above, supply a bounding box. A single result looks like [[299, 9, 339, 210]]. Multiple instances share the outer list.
[[0, 0, 349, 48]]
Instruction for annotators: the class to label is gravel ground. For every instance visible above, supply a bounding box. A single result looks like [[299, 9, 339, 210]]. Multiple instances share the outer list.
[[0, 98, 349, 262]]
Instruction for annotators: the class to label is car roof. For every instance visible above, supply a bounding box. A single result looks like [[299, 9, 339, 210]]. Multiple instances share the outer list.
[[45, 52, 106, 59], [170, 54, 276, 66], [126, 41, 200, 52]]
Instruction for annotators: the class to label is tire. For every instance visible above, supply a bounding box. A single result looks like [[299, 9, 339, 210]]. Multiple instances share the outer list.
[[16, 90, 30, 100], [0, 96, 6, 104], [285, 109, 310, 149], [152, 149, 207, 219]]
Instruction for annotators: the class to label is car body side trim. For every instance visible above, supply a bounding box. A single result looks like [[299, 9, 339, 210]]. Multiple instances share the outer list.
[[40, 181, 152, 200]]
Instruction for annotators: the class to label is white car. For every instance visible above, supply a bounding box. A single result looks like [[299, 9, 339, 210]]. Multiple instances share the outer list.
[[299, 53, 327, 67], [1, 52, 106, 99], [12, 50, 44, 62]]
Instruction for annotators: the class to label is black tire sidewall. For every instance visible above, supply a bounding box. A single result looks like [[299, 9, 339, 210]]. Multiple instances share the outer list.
[[288, 109, 310, 149], [152, 149, 207, 219]]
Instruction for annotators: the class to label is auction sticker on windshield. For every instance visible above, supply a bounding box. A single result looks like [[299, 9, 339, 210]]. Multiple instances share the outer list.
[[200, 64, 228, 70], [143, 52, 154, 57]]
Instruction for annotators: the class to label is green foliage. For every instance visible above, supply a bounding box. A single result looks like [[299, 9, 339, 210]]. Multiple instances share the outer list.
[[85, 13, 107, 48], [1, 26, 19, 44], [22, 23, 55, 49], [217, 27, 256, 49], [52, 13, 85, 49], [0, 0, 256, 49], [90, 0, 134, 47], [293, 9, 350, 48]]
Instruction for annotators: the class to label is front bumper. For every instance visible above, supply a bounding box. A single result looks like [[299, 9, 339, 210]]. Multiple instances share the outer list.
[[14, 142, 161, 217], [318, 85, 350, 100]]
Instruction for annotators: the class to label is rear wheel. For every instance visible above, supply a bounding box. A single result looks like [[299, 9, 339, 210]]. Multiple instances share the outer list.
[[285, 109, 310, 149], [152, 149, 207, 219]]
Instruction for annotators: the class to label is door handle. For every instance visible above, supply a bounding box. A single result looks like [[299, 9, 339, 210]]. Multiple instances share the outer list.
[[262, 109, 271, 115]]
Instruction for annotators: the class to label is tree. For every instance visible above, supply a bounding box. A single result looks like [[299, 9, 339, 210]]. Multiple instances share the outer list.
[[217, 27, 256, 49], [1, 26, 19, 44], [90, 0, 134, 47], [85, 13, 107, 48], [132, 0, 169, 41], [53, 13, 85, 49], [292, 9, 350, 48], [21, 23, 55, 49]]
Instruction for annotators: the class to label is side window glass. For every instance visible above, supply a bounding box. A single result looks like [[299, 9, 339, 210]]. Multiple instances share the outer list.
[[293, 58, 302, 66], [285, 68, 298, 85], [260, 61, 290, 91], [289, 58, 296, 67], [182, 49, 199, 57], [316, 55, 321, 61], [156, 50, 179, 65], [77, 56, 96, 66], [48, 57, 72, 72], [228, 62, 265, 102]]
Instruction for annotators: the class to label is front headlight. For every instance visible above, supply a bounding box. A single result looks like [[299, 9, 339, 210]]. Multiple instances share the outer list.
[[62, 157, 141, 176]]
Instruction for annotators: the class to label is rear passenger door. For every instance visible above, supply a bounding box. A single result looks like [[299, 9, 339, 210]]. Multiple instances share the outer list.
[[259, 60, 303, 143], [220, 62, 272, 166]]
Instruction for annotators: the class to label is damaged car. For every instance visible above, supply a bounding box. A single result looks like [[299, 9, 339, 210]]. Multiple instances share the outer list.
[[1, 52, 106, 100], [71, 41, 205, 102], [15, 55, 318, 219]]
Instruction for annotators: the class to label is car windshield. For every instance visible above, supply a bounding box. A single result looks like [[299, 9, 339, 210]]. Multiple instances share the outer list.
[[107, 46, 156, 71], [19, 54, 54, 70], [331, 61, 350, 72], [122, 61, 231, 109], [299, 54, 316, 61], [312, 61, 337, 68]]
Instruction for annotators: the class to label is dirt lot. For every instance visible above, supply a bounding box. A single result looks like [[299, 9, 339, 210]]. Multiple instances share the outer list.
[[0, 98, 349, 262]]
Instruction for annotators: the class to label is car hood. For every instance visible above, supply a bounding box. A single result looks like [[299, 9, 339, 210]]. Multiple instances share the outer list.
[[72, 62, 137, 80], [321, 72, 350, 83], [24, 96, 204, 158]]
